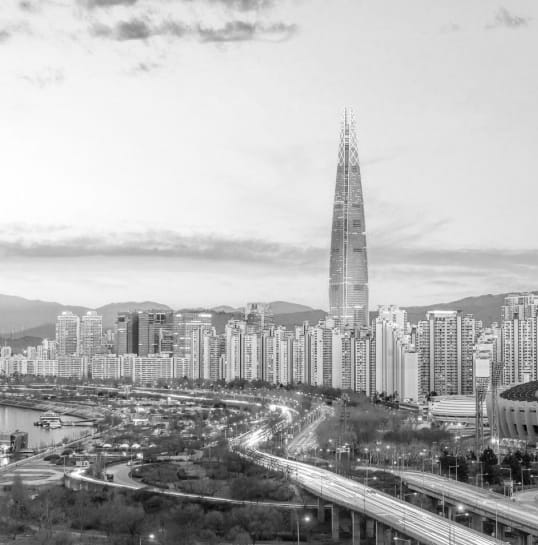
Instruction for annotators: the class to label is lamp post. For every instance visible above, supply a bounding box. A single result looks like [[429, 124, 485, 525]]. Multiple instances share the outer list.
[[139, 533, 156, 545], [401, 492, 417, 501], [448, 464, 459, 481], [295, 513, 310, 545], [500, 466, 513, 496]]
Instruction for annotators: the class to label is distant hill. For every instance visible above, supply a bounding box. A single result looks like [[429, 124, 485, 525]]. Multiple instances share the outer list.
[[97, 302, 172, 329], [0, 294, 173, 335], [274, 309, 327, 329], [0, 294, 89, 335], [401, 291, 533, 325], [0, 335, 44, 354], [268, 301, 315, 314], [2, 291, 534, 352], [211, 305, 240, 313]]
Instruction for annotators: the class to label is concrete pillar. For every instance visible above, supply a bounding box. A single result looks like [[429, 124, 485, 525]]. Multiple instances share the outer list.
[[375, 522, 384, 545], [366, 519, 375, 538], [470, 514, 483, 533], [447, 505, 453, 520], [317, 503, 325, 523], [515, 533, 535, 545], [351, 511, 361, 545], [331, 506, 340, 541]]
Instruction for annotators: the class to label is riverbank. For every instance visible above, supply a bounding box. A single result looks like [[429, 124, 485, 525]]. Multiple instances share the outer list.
[[0, 397, 103, 421]]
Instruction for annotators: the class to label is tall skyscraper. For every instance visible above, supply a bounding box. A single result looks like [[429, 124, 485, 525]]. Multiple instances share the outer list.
[[173, 311, 213, 378], [56, 311, 80, 356], [329, 108, 369, 329], [115, 311, 139, 355]]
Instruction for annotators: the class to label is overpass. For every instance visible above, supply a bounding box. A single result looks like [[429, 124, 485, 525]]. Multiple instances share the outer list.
[[396, 469, 538, 544], [234, 426, 509, 545]]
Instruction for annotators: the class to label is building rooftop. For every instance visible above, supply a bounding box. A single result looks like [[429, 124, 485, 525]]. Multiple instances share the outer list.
[[500, 381, 538, 402]]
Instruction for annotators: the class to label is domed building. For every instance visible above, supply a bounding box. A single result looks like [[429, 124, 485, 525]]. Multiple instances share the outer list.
[[490, 381, 538, 445], [429, 395, 487, 436]]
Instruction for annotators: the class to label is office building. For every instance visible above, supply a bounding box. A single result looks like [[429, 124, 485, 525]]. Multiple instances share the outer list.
[[138, 310, 174, 357], [329, 108, 369, 329], [115, 312, 139, 355]]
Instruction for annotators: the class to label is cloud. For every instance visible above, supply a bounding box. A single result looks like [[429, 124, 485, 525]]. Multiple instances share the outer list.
[[440, 23, 460, 33], [0, 30, 10, 43], [82, 0, 139, 7], [0, 229, 325, 268], [18, 1, 38, 12], [371, 246, 538, 274], [203, 0, 275, 11], [83, 0, 273, 9], [19, 67, 64, 87], [130, 61, 160, 74], [198, 20, 297, 42], [93, 17, 296, 43], [115, 18, 152, 40], [487, 7, 530, 29]]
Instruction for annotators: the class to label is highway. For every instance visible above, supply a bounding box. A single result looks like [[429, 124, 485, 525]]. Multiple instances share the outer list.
[[395, 469, 538, 537], [236, 428, 509, 545], [68, 466, 316, 509]]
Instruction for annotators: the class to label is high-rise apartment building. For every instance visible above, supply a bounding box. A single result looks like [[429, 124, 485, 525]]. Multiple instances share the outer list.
[[225, 320, 246, 381], [377, 305, 407, 331], [329, 109, 368, 329], [245, 303, 274, 332], [500, 294, 538, 384], [173, 311, 213, 378], [417, 310, 477, 397], [56, 311, 80, 356], [80, 311, 103, 358], [501, 293, 538, 322]]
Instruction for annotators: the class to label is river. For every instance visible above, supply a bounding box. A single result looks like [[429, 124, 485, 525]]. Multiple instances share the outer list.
[[0, 405, 93, 450]]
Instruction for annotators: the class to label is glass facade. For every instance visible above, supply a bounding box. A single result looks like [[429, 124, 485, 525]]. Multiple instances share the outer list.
[[329, 109, 368, 328]]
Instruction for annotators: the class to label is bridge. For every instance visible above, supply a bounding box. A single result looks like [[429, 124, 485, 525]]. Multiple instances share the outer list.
[[395, 469, 538, 544], [238, 443, 509, 545]]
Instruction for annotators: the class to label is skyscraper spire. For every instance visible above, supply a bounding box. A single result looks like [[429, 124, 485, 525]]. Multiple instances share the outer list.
[[329, 108, 369, 329]]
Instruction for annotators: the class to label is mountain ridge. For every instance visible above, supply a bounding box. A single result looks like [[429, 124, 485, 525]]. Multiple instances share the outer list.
[[0, 291, 533, 343]]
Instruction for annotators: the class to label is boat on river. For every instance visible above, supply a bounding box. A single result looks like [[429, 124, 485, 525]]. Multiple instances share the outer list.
[[34, 411, 63, 428]]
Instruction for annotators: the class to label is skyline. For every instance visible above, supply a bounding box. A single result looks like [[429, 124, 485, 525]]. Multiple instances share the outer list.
[[1, 1, 538, 309]]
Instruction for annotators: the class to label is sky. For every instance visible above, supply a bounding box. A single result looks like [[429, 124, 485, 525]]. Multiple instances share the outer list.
[[0, 0, 537, 310]]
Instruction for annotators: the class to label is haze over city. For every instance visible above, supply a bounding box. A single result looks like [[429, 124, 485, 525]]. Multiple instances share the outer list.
[[1, 0, 538, 309]]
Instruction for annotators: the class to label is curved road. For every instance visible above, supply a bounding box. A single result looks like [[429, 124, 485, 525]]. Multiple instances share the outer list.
[[235, 427, 509, 545]]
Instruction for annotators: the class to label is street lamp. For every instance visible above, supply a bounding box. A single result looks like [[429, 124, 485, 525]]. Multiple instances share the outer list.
[[401, 491, 417, 502], [139, 533, 156, 545], [500, 466, 513, 496], [295, 513, 311, 545]]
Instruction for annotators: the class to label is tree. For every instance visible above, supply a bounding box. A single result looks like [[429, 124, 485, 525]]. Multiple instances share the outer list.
[[479, 447, 500, 485], [204, 511, 225, 534], [231, 505, 283, 545], [9, 474, 31, 520]]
